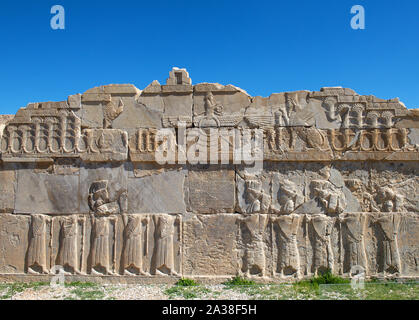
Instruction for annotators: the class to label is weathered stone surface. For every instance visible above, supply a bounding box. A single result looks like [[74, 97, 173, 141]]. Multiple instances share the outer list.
[[128, 169, 186, 213], [0, 164, 16, 213], [0, 68, 418, 282], [80, 129, 128, 162], [183, 214, 239, 276], [0, 214, 30, 273], [15, 167, 80, 214], [187, 168, 235, 213], [79, 163, 128, 214]]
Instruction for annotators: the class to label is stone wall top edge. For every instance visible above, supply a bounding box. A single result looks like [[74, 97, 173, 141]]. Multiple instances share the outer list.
[[1, 67, 418, 118], [4, 211, 418, 216]]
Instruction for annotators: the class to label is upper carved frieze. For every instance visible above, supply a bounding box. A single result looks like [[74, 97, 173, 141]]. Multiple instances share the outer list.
[[1, 68, 417, 163]]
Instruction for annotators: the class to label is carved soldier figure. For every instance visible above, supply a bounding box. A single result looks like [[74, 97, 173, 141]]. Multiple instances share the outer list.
[[88, 180, 127, 216], [103, 98, 124, 129], [90, 215, 114, 275], [154, 215, 178, 276], [374, 213, 401, 274], [375, 186, 404, 212], [272, 214, 301, 278], [340, 213, 367, 274], [238, 215, 268, 277], [57, 215, 79, 274], [27, 214, 49, 274], [244, 177, 270, 214], [309, 214, 334, 275], [344, 179, 380, 212], [204, 92, 223, 118], [278, 179, 304, 214], [311, 180, 346, 215], [122, 214, 150, 276]]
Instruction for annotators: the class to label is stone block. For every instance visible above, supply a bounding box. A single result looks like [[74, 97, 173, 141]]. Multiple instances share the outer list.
[[187, 168, 235, 213], [0, 214, 31, 273], [183, 214, 239, 276], [127, 169, 186, 214], [15, 168, 80, 214], [0, 164, 16, 213]]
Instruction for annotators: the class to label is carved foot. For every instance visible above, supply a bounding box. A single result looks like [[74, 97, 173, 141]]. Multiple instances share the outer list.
[[28, 267, 48, 275]]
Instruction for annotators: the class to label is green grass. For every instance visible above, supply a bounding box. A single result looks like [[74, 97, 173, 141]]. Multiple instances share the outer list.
[[295, 269, 350, 291], [69, 288, 105, 300], [65, 281, 106, 300], [223, 276, 257, 286], [175, 278, 199, 286], [319, 281, 419, 300], [64, 281, 98, 289], [164, 278, 211, 299], [0, 282, 49, 300], [0, 276, 417, 300]]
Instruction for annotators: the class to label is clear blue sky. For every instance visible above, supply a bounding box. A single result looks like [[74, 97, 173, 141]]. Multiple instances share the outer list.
[[0, 0, 418, 114]]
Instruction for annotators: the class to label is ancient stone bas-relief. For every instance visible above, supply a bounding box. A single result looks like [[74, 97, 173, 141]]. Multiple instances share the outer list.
[[0, 68, 418, 281]]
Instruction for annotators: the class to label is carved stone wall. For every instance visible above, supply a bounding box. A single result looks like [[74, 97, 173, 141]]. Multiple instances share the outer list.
[[0, 68, 418, 281]]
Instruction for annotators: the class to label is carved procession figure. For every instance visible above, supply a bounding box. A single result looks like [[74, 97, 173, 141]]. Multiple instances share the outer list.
[[311, 179, 346, 215], [238, 215, 268, 277], [90, 215, 114, 275], [278, 179, 304, 214], [27, 214, 49, 274], [340, 213, 367, 274], [57, 215, 80, 274], [272, 214, 301, 278], [374, 213, 402, 274], [154, 215, 178, 276], [309, 214, 335, 275], [87, 180, 124, 275], [122, 214, 150, 275], [243, 177, 271, 214]]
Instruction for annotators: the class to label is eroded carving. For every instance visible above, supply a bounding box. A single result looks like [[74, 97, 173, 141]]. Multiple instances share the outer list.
[[122, 214, 150, 276], [309, 214, 334, 275], [88, 180, 127, 216], [153, 215, 179, 276], [311, 180, 346, 215], [272, 214, 301, 278], [373, 213, 402, 274], [27, 214, 50, 274], [277, 179, 305, 214], [237, 215, 268, 277], [103, 98, 124, 129], [57, 215, 82, 274], [340, 213, 367, 274]]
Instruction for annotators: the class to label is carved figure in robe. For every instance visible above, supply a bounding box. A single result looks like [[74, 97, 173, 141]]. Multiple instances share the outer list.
[[238, 215, 268, 277], [154, 215, 178, 276], [57, 215, 79, 274], [27, 214, 49, 274], [278, 179, 304, 213], [374, 213, 401, 274], [341, 213, 367, 274], [311, 180, 346, 215], [272, 214, 301, 278], [309, 214, 334, 275], [244, 178, 270, 213], [90, 215, 113, 275], [122, 215, 150, 275]]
